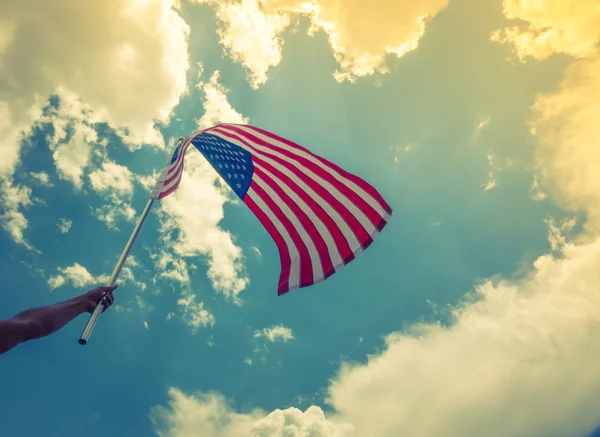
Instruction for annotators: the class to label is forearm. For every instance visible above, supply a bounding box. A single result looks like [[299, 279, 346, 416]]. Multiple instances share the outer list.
[[12, 295, 87, 341]]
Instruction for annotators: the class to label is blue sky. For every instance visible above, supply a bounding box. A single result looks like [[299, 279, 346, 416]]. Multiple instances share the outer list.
[[1, 0, 600, 436]]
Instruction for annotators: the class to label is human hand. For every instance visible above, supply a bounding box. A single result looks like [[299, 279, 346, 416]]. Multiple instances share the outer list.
[[82, 285, 117, 314]]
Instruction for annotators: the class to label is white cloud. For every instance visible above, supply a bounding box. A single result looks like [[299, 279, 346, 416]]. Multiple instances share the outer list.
[[159, 151, 249, 298], [155, 70, 249, 298], [476, 117, 490, 132], [0, 100, 40, 177], [57, 218, 73, 234], [50, 118, 97, 189], [0, 0, 190, 179], [48, 262, 108, 290], [250, 246, 262, 260], [0, 178, 35, 250], [47, 275, 66, 290], [45, 108, 140, 231], [177, 293, 216, 333], [89, 161, 135, 198], [29, 172, 53, 187], [492, 0, 600, 61], [530, 54, 600, 232], [197, 1, 290, 88], [251, 406, 354, 437], [121, 264, 147, 291], [529, 176, 548, 201], [95, 202, 136, 231], [153, 250, 191, 284], [137, 171, 161, 192], [196, 69, 250, 129], [136, 295, 153, 311], [482, 153, 498, 191], [152, 230, 600, 437], [194, 0, 449, 84], [150, 388, 354, 437], [325, 234, 600, 437], [254, 324, 295, 343], [544, 216, 576, 252]]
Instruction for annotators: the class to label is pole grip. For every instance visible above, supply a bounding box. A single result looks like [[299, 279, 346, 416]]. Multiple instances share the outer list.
[[78, 198, 155, 345]]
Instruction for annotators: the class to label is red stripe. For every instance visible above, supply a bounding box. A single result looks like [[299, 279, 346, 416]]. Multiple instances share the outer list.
[[165, 139, 191, 178], [253, 166, 333, 279], [214, 127, 371, 249], [164, 141, 193, 185], [213, 128, 356, 261], [251, 180, 314, 287], [219, 125, 384, 230], [255, 159, 353, 267], [245, 193, 292, 294], [158, 167, 185, 199], [243, 124, 393, 215]]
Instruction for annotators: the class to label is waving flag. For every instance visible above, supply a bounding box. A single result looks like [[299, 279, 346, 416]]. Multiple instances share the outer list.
[[152, 124, 392, 295]]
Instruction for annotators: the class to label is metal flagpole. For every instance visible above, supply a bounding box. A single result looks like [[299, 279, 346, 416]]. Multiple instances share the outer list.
[[78, 198, 154, 345], [78, 136, 186, 345]]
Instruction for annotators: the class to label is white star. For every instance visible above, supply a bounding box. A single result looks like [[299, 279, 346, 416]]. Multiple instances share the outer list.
[[236, 183, 242, 189], [233, 174, 238, 179], [240, 174, 245, 179], [228, 173, 232, 179]]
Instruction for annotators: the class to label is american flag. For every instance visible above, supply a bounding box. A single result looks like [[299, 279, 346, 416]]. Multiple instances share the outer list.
[[152, 124, 392, 295]]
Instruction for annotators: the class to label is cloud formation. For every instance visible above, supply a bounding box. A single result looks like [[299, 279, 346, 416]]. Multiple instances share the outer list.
[[152, 226, 600, 436], [89, 162, 135, 198], [0, 0, 190, 177], [492, 0, 600, 60], [530, 54, 600, 230], [193, 0, 449, 84], [156, 69, 249, 298], [254, 324, 295, 343], [176, 293, 216, 333], [150, 388, 354, 437], [0, 179, 35, 250], [48, 262, 108, 290], [57, 218, 73, 234]]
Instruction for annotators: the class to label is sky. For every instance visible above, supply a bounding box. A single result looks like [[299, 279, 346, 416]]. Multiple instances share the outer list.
[[1, 0, 600, 436]]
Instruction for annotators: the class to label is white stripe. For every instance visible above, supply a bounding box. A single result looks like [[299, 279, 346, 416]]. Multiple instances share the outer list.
[[210, 128, 375, 246], [226, 124, 388, 219], [151, 161, 174, 198], [152, 142, 194, 198], [258, 165, 343, 270], [247, 189, 301, 291], [253, 174, 324, 283], [211, 129, 364, 258]]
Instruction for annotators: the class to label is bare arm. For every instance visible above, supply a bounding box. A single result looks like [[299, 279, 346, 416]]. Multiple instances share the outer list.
[[0, 285, 116, 356]]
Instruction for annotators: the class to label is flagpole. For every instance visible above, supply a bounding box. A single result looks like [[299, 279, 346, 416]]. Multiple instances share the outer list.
[[78, 136, 186, 345], [78, 198, 155, 345], [77, 136, 186, 345]]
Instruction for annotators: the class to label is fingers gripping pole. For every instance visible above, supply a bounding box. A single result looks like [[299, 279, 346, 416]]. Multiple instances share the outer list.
[[78, 198, 155, 345]]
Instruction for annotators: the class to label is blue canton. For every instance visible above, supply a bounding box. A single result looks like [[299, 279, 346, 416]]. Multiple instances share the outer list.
[[192, 133, 254, 199], [170, 142, 182, 165]]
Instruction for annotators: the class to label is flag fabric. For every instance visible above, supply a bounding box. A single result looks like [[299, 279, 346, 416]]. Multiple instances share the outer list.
[[152, 123, 392, 295]]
